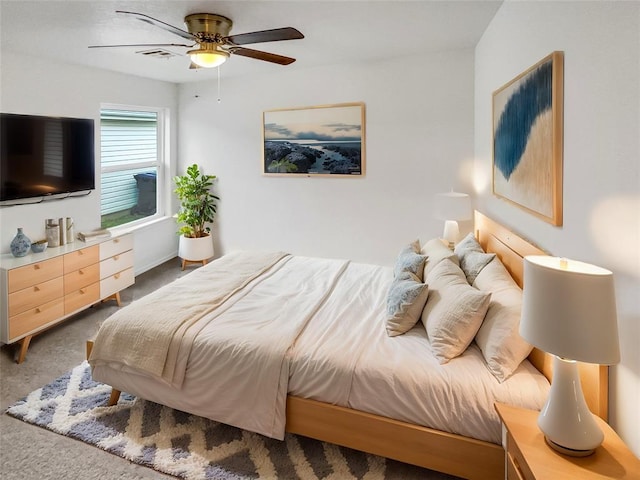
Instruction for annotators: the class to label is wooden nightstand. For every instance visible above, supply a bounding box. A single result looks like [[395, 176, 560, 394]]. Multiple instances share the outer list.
[[495, 403, 640, 479]]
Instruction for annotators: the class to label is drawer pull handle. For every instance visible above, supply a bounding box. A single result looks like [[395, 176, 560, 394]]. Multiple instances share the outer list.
[[80, 288, 86, 294], [34, 264, 41, 270], [34, 286, 40, 292], [79, 251, 84, 255], [114, 238, 120, 243], [114, 273, 120, 280], [79, 269, 84, 275], [114, 255, 120, 261], [35, 308, 41, 314]]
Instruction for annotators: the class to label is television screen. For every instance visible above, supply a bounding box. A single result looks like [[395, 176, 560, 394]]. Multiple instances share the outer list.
[[0, 113, 95, 202]]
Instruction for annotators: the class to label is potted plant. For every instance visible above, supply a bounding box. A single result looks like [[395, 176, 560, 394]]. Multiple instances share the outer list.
[[174, 164, 220, 268]]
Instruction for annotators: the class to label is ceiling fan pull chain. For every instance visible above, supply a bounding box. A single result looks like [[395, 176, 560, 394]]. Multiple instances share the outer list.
[[217, 66, 222, 103]]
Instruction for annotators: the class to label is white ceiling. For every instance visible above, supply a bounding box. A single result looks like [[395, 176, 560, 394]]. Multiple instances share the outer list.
[[0, 1, 502, 84]]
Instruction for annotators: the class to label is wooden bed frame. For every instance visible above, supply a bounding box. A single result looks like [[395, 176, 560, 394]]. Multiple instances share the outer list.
[[87, 211, 608, 480]]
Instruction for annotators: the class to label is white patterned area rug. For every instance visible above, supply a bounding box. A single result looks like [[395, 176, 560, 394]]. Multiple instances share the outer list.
[[6, 362, 460, 480]]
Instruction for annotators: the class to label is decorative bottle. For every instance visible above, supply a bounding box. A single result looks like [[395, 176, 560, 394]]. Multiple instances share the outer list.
[[10, 228, 31, 257]]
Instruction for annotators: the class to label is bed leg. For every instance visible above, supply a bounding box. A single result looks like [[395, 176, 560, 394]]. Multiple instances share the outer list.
[[108, 389, 121, 406]]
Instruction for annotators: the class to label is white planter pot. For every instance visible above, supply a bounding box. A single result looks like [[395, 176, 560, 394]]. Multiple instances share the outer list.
[[178, 234, 214, 262]]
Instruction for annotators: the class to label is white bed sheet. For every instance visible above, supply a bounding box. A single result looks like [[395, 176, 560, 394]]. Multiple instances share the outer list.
[[287, 261, 550, 445], [93, 255, 549, 446]]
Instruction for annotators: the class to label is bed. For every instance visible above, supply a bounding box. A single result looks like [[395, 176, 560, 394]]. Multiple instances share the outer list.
[[87, 211, 608, 479]]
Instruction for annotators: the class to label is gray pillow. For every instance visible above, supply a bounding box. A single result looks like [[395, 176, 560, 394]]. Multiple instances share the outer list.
[[385, 271, 430, 337], [393, 241, 427, 281], [454, 233, 495, 284]]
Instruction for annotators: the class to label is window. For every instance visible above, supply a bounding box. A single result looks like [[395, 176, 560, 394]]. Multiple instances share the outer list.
[[100, 107, 165, 229]]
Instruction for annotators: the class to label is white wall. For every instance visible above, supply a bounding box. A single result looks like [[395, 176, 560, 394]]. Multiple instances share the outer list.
[[475, 1, 640, 455], [178, 50, 476, 267], [0, 52, 179, 274]]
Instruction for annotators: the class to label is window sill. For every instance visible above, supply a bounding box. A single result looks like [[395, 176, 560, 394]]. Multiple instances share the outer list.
[[107, 215, 175, 236]]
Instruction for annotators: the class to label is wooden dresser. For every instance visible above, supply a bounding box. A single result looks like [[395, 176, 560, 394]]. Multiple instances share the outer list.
[[0, 234, 134, 363]]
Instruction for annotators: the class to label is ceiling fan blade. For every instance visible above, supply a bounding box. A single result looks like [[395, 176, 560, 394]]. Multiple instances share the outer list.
[[230, 47, 296, 65], [89, 43, 193, 49], [116, 10, 196, 41], [225, 27, 304, 46]]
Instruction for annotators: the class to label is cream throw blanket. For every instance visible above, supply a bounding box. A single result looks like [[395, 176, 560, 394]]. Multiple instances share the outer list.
[[89, 251, 289, 387]]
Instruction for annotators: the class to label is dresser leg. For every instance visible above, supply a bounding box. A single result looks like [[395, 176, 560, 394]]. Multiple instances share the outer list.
[[16, 335, 32, 364]]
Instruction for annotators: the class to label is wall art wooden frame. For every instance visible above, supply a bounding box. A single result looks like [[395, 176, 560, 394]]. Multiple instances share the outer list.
[[492, 51, 563, 225], [262, 102, 365, 177]]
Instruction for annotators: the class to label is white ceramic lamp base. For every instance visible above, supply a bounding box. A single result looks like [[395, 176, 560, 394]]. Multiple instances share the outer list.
[[537, 356, 604, 456], [442, 220, 460, 249]]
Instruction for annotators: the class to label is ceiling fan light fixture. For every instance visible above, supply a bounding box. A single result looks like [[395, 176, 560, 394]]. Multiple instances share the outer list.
[[187, 45, 229, 68]]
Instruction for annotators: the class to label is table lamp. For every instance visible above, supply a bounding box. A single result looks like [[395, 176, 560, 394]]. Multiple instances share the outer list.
[[520, 256, 619, 456], [434, 191, 472, 248]]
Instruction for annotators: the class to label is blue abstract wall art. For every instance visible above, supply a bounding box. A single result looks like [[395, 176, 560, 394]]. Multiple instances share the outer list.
[[492, 52, 563, 226]]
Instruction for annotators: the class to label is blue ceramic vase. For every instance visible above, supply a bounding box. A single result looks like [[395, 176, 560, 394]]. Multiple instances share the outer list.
[[10, 227, 31, 257]]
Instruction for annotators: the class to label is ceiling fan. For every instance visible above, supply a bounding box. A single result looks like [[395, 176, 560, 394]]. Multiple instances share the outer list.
[[89, 11, 304, 69]]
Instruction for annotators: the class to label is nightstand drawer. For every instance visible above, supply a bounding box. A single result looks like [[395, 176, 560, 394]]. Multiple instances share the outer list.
[[507, 451, 527, 480], [7, 256, 63, 293], [9, 297, 65, 340], [64, 282, 100, 314], [100, 267, 134, 299], [100, 250, 134, 279], [64, 263, 100, 295], [100, 234, 133, 260], [507, 433, 533, 480], [63, 245, 99, 273], [8, 277, 64, 317]]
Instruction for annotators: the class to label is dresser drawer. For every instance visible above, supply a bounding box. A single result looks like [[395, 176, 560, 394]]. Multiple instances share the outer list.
[[9, 297, 65, 340], [8, 277, 64, 317], [64, 263, 100, 295], [100, 234, 133, 260], [100, 249, 134, 279], [64, 282, 100, 314], [100, 267, 134, 299], [7, 256, 63, 293], [63, 245, 99, 274]]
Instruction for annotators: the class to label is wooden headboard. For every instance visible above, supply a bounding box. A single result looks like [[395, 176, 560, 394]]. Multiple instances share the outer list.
[[474, 211, 608, 421]]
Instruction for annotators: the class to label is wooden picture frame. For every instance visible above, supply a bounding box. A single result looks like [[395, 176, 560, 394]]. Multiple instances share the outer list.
[[492, 51, 563, 225], [262, 102, 365, 177]]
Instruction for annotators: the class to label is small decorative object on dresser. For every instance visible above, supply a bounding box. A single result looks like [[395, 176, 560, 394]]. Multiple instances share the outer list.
[[496, 403, 640, 480], [174, 164, 219, 270], [30, 239, 48, 253], [10, 228, 31, 257]]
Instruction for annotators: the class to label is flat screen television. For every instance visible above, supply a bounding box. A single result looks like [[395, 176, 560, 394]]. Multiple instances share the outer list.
[[0, 113, 95, 202]]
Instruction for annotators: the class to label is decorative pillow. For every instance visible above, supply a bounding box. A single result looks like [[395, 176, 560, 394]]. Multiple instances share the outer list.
[[421, 258, 492, 363], [385, 271, 430, 337], [473, 257, 533, 382], [420, 238, 459, 278], [393, 240, 427, 281], [454, 233, 495, 284]]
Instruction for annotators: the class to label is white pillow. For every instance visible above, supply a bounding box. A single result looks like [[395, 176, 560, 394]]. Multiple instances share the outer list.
[[421, 258, 491, 363], [385, 271, 430, 337], [473, 257, 533, 382], [420, 238, 459, 278], [454, 233, 495, 284]]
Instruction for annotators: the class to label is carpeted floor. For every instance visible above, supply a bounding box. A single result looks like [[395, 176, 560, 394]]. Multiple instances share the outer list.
[[1, 257, 462, 479]]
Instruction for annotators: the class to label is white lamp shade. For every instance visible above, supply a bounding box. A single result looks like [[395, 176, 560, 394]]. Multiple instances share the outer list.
[[520, 256, 620, 365], [434, 192, 472, 221]]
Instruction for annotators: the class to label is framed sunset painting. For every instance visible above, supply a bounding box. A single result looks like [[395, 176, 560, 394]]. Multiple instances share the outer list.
[[262, 102, 365, 177], [492, 51, 564, 226]]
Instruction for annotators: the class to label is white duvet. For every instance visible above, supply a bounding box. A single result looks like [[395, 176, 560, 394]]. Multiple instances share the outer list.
[[91, 253, 549, 444]]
